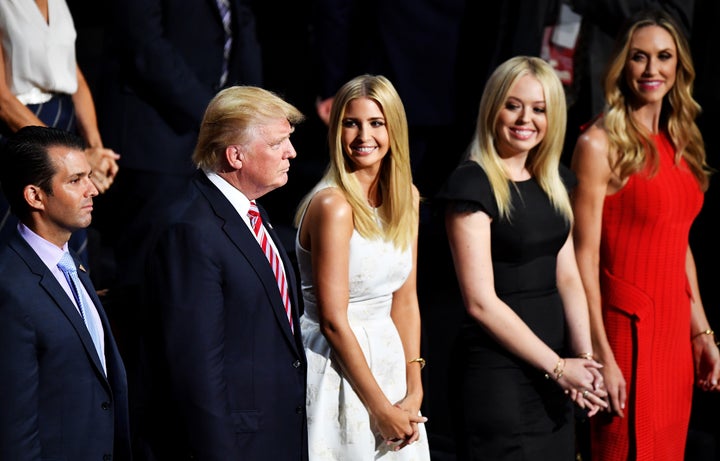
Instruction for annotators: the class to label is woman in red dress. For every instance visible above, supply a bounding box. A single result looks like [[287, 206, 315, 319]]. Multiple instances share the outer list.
[[570, 8, 720, 460]]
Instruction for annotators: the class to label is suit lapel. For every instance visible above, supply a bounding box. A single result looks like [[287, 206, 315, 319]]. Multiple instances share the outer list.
[[10, 235, 110, 381], [77, 263, 122, 375], [193, 173, 301, 349]]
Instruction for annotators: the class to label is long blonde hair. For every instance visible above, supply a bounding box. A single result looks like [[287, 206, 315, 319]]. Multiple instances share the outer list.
[[467, 56, 572, 222], [602, 8, 710, 190], [294, 74, 416, 249]]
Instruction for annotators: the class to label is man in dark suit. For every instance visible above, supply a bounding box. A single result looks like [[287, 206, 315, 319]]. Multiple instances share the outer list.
[[138, 86, 307, 460], [0, 126, 131, 460], [94, 0, 264, 304]]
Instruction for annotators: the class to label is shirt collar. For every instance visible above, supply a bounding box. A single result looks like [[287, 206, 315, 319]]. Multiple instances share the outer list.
[[18, 222, 69, 270], [205, 171, 253, 223]]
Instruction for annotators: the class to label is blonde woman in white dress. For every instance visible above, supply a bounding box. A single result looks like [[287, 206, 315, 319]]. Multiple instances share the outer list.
[[294, 74, 430, 460]]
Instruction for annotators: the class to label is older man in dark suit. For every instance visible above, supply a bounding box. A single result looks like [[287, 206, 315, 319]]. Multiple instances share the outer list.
[[138, 86, 307, 460], [0, 126, 131, 460]]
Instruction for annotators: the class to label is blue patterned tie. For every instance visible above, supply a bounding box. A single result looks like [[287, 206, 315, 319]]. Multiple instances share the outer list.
[[216, 0, 233, 87], [57, 252, 105, 372]]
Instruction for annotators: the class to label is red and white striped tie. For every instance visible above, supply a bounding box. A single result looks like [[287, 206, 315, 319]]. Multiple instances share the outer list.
[[248, 201, 293, 332]]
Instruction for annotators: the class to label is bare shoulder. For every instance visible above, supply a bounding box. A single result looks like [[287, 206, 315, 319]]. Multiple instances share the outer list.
[[574, 122, 609, 158], [306, 187, 354, 229], [309, 187, 350, 214], [571, 122, 612, 177]]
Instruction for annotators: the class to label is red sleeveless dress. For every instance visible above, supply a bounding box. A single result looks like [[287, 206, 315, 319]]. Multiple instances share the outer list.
[[591, 132, 704, 460]]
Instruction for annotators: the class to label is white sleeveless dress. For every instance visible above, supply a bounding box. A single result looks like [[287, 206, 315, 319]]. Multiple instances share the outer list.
[[296, 190, 431, 461]]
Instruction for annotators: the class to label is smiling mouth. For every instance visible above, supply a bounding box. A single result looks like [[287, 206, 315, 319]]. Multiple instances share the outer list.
[[352, 146, 376, 154], [638, 80, 663, 90], [510, 129, 535, 140]]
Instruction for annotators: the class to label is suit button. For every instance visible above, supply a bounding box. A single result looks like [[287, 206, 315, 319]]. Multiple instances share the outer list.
[[295, 405, 304, 414], [292, 360, 301, 368], [101, 402, 111, 410], [103, 454, 112, 460]]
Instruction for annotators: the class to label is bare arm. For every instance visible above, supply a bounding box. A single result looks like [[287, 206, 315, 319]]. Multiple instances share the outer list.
[[556, 229, 607, 414], [0, 34, 118, 193], [0, 30, 45, 130], [389, 186, 425, 445], [71, 66, 120, 193], [686, 246, 720, 391], [304, 189, 424, 444], [445, 206, 602, 406], [570, 123, 627, 416]]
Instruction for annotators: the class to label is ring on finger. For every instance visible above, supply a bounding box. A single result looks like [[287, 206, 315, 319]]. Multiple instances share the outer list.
[[582, 390, 589, 398]]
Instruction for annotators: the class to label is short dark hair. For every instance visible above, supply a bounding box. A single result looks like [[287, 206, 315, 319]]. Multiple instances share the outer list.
[[0, 126, 86, 220]]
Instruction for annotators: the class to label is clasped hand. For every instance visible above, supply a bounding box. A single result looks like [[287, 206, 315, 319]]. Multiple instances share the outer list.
[[560, 357, 608, 416], [85, 146, 120, 193], [376, 399, 427, 451]]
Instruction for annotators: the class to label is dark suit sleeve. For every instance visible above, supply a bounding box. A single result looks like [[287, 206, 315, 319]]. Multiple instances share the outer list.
[[0, 287, 42, 460], [108, 0, 221, 131], [147, 222, 240, 459]]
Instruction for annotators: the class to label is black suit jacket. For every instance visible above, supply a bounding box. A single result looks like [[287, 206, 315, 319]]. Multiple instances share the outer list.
[[0, 233, 131, 460], [99, 0, 263, 175], [139, 171, 308, 461]]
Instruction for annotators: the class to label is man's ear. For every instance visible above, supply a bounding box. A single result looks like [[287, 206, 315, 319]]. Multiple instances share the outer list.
[[225, 145, 244, 169], [23, 185, 46, 211]]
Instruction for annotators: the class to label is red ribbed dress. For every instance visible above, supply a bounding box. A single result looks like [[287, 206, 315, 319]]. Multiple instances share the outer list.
[[590, 132, 704, 460]]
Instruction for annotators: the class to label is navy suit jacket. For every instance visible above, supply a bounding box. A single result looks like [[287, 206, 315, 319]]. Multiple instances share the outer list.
[[139, 171, 308, 461], [99, 0, 263, 175], [0, 233, 132, 460]]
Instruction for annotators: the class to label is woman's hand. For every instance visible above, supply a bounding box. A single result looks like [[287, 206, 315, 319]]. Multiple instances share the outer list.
[[556, 357, 608, 416], [374, 402, 427, 451], [390, 395, 426, 449], [594, 355, 626, 417], [85, 146, 120, 193], [692, 333, 720, 391]]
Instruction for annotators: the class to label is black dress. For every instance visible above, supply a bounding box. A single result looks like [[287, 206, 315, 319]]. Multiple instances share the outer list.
[[437, 160, 576, 461]]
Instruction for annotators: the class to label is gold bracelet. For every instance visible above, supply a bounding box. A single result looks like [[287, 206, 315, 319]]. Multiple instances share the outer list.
[[577, 352, 594, 360], [544, 358, 565, 380], [408, 357, 426, 369], [692, 329, 715, 340]]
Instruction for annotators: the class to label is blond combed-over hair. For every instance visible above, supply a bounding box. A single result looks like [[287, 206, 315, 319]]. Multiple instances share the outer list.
[[193, 85, 305, 172]]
